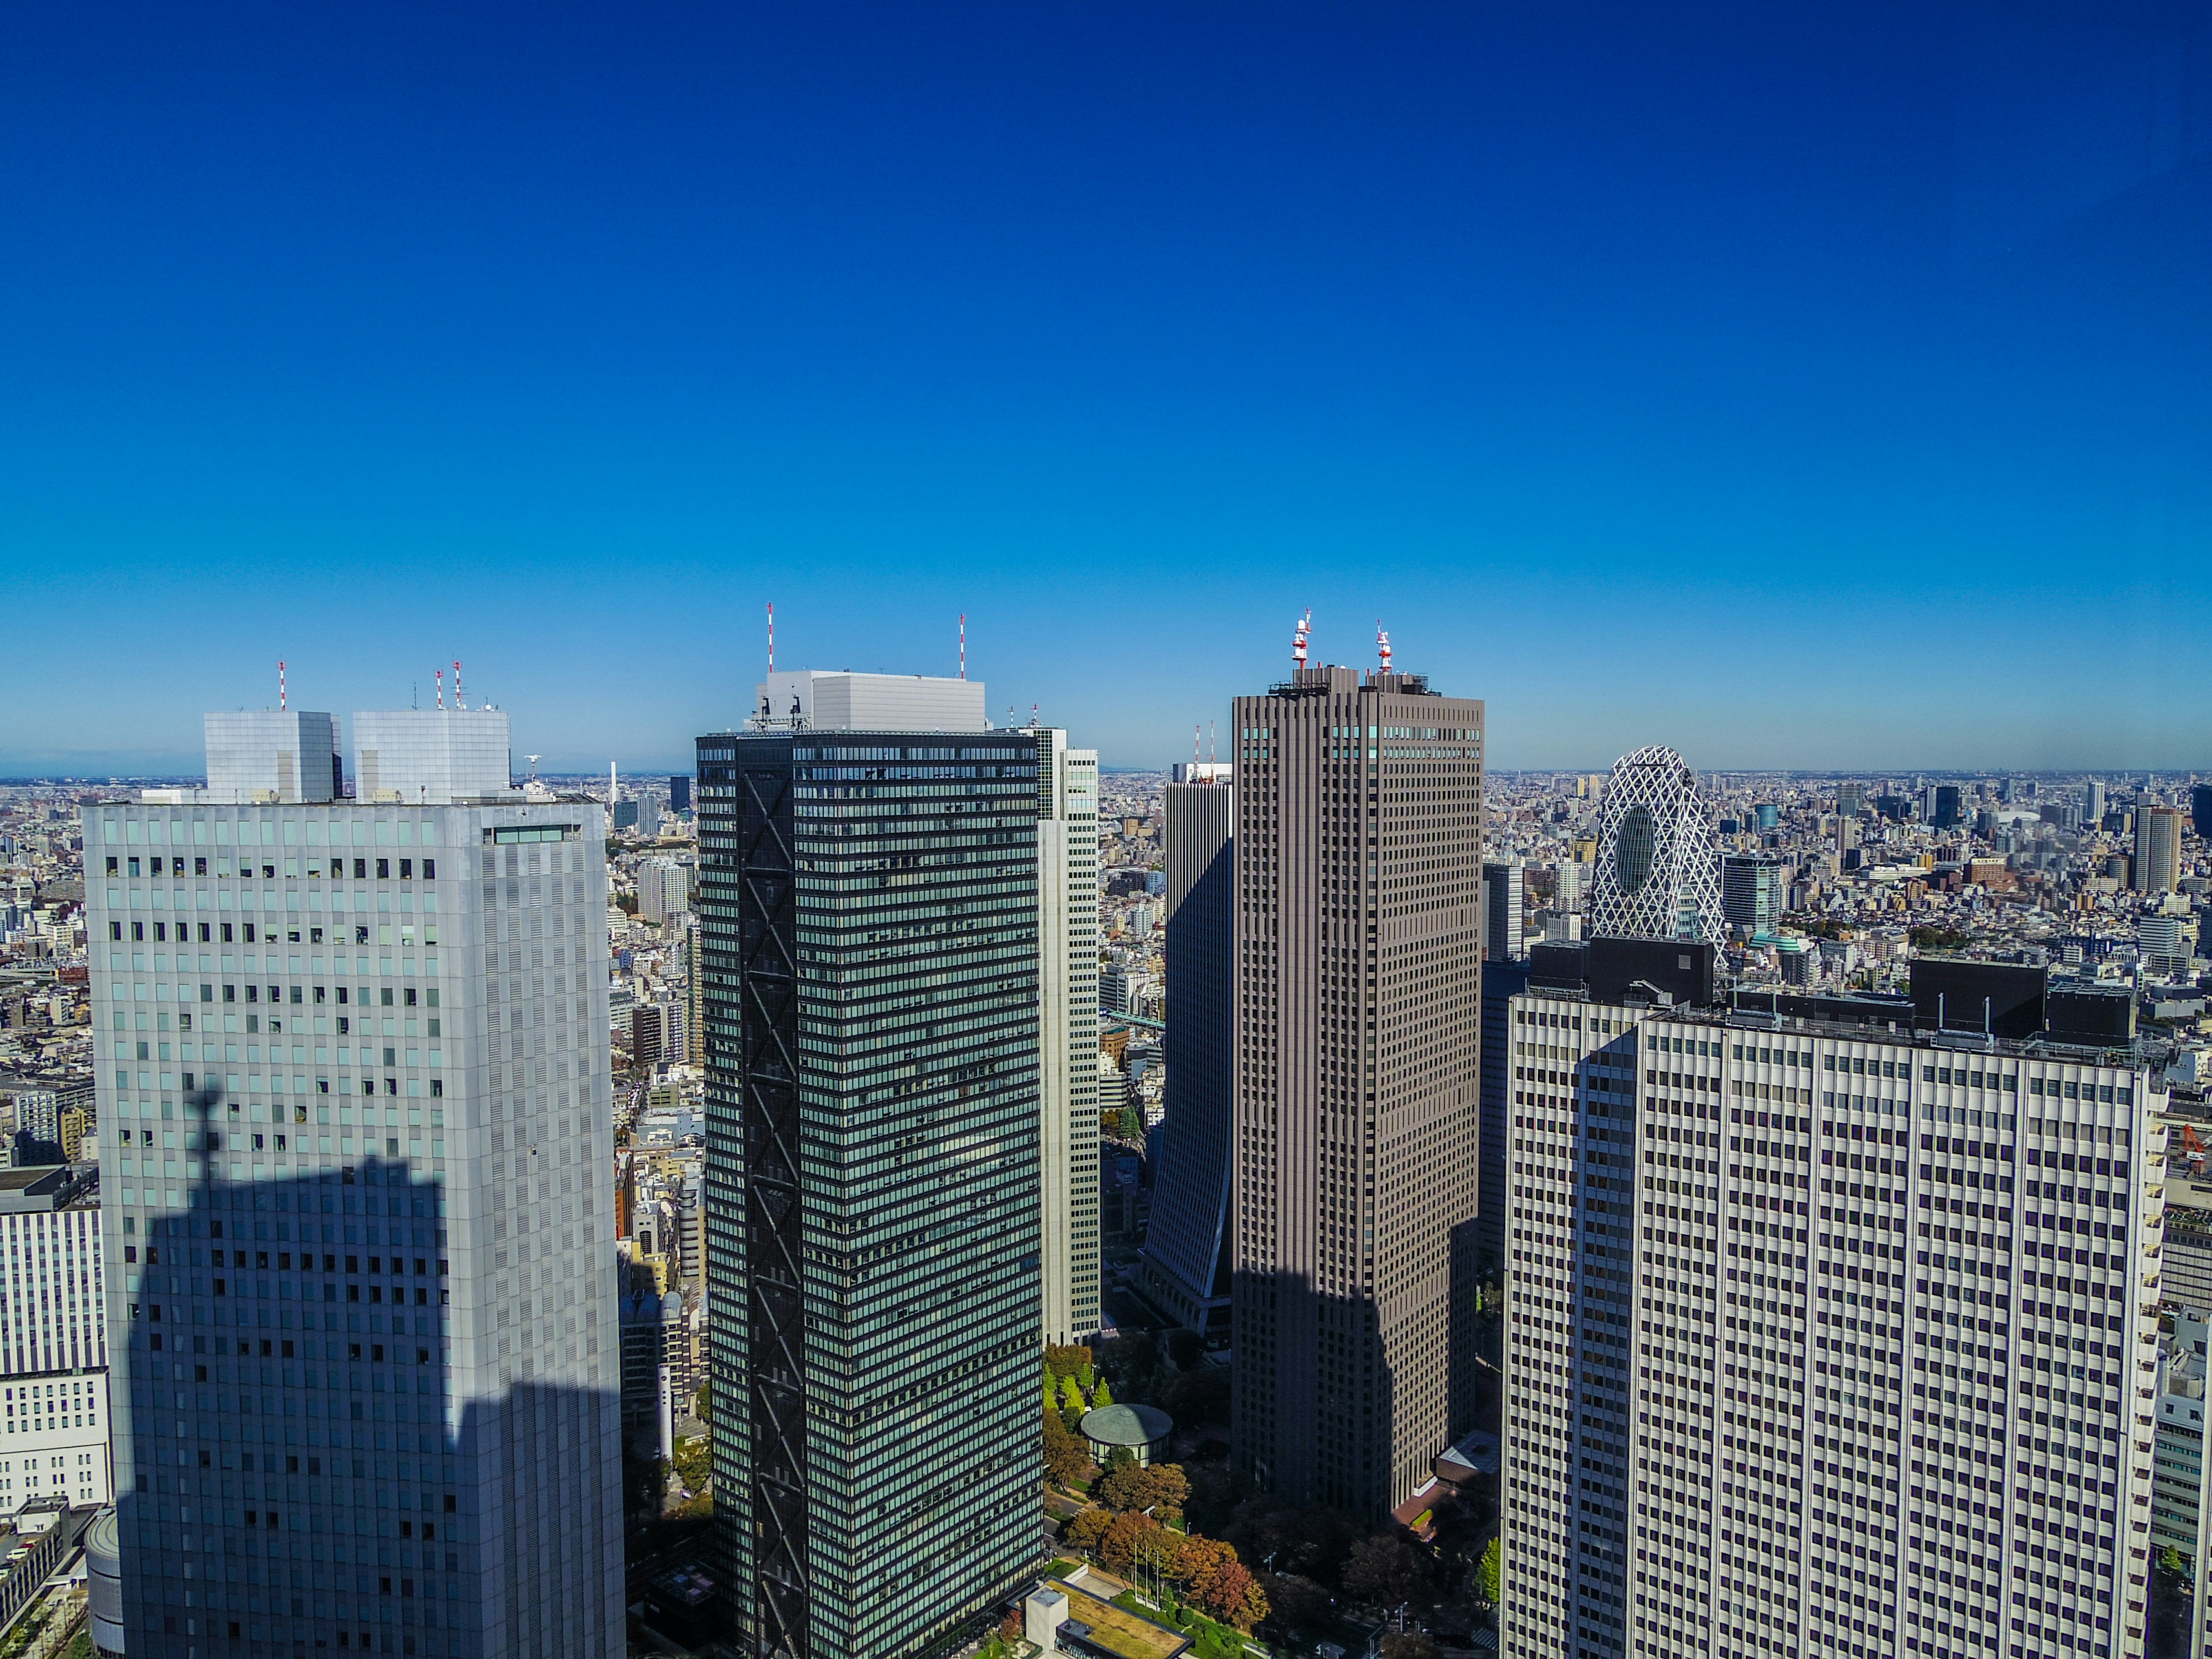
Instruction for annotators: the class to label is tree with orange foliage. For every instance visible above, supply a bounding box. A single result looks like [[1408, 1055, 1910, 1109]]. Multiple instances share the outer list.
[[1100, 1509, 1162, 1577], [1196, 1559, 1269, 1631]]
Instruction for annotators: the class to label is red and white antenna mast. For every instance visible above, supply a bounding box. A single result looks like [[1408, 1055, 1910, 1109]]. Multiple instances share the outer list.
[[453, 660, 465, 710], [1377, 620, 1392, 675], [959, 613, 967, 681], [1209, 720, 1216, 763], [767, 603, 775, 674], [1291, 608, 1311, 668], [435, 667, 444, 710], [278, 660, 287, 712]]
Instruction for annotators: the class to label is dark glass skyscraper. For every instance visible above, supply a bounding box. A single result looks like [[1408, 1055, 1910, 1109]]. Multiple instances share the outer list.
[[1228, 663, 1483, 1517], [697, 679, 1044, 1659], [1138, 764, 1235, 1340]]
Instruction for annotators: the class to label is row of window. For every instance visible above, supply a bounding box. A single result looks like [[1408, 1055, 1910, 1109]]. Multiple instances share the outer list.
[[107, 856, 434, 880]]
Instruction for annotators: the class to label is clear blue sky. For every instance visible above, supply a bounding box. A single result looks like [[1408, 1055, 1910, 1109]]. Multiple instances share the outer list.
[[2, 3, 2207, 775]]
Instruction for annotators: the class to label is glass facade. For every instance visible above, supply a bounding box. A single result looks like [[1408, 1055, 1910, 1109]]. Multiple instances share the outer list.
[[698, 729, 1046, 1659]]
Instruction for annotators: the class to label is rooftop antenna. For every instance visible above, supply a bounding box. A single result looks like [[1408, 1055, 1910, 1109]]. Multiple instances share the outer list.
[[453, 660, 465, 710], [767, 602, 775, 675], [435, 667, 444, 710], [527, 754, 540, 783], [1194, 725, 1201, 765], [278, 660, 289, 711], [1377, 621, 1392, 675], [959, 613, 967, 681], [1291, 608, 1311, 668], [1209, 720, 1216, 763], [1030, 702, 1039, 729]]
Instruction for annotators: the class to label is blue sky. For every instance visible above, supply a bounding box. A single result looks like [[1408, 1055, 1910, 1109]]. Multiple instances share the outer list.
[[2, 2, 2207, 775]]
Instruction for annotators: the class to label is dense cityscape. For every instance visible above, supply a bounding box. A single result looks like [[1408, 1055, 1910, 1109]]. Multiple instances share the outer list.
[[0, 657, 2205, 1659]]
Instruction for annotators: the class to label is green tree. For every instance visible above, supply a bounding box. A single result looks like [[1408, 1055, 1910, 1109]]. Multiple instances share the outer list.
[[1044, 1343, 1094, 1381], [1475, 1536, 1501, 1607], [1059, 1374, 1088, 1414], [1092, 1377, 1114, 1407], [672, 1436, 711, 1494], [2160, 1544, 2190, 1577], [693, 1376, 712, 1423]]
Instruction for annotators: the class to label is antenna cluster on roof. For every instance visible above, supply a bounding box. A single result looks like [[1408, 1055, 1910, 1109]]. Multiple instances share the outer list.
[[1377, 621, 1392, 674], [1291, 608, 1312, 668]]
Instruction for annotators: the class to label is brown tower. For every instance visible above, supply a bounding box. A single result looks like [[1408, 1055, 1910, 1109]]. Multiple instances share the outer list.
[[1229, 662, 1484, 1516]]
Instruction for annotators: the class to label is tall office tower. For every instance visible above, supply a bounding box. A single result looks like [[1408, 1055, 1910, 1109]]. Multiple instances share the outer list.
[[0, 1167, 112, 1509], [697, 672, 1043, 1659], [1836, 784, 1866, 819], [2085, 781, 2107, 829], [1554, 860, 1586, 915], [1586, 747, 1722, 944], [637, 857, 692, 925], [1140, 763, 1235, 1341], [684, 919, 705, 1066], [203, 712, 342, 805], [1932, 785, 1963, 830], [2135, 807, 2183, 893], [1035, 730, 1102, 1347], [1720, 855, 1783, 937], [1501, 948, 2162, 1659], [93, 707, 621, 1659], [2194, 783, 2212, 841], [1474, 952, 1531, 1308], [669, 775, 692, 815], [1228, 661, 1483, 1516], [1484, 862, 1527, 963]]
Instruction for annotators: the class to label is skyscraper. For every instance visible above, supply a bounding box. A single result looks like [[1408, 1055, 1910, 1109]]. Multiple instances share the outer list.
[[1035, 729, 1102, 1347], [1139, 762, 1234, 1341], [2192, 782, 2212, 841], [1484, 862, 1525, 964], [0, 1167, 111, 1510], [1586, 746, 1722, 944], [2085, 780, 2106, 828], [669, 775, 692, 815], [96, 704, 622, 1659], [1229, 660, 1483, 1516], [1721, 854, 1783, 937], [1500, 948, 2160, 1659], [2135, 806, 2182, 893], [697, 673, 1043, 1659], [1931, 785, 1963, 829]]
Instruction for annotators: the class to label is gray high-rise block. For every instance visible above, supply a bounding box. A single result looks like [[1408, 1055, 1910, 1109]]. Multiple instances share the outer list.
[[93, 714, 620, 1659]]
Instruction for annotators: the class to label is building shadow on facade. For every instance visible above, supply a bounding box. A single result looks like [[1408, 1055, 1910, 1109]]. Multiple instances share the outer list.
[[115, 1159, 621, 1659]]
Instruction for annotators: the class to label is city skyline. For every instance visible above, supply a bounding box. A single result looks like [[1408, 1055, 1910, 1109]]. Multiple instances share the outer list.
[[4, 5, 2211, 776]]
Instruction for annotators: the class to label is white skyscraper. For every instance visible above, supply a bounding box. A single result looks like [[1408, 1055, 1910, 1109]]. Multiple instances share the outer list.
[[0, 1168, 111, 1511], [635, 857, 692, 926], [1500, 945, 2161, 1659], [1036, 730, 1102, 1346], [91, 706, 621, 1659]]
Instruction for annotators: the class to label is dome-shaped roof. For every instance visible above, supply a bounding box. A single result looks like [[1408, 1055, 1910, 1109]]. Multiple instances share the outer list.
[[1078, 1403, 1173, 1447]]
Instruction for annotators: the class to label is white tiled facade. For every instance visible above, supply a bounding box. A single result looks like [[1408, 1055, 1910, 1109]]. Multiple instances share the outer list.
[[88, 780, 621, 1659], [0, 1196, 112, 1510], [1503, 996, 2162, 1659], [1036, 732, 1102, 1346]]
